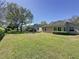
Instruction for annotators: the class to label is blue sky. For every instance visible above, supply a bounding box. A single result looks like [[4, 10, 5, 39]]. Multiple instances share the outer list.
[[6, 0, 79, 24]]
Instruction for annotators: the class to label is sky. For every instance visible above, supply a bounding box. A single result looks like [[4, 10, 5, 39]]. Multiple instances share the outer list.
[[6, 0, 79, 24]]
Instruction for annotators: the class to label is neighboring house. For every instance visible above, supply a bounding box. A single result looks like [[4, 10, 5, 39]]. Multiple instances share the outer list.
[[42, 21, 79, 34], [33, 24, 39, 32], [33, 24, 42, 32], [38, 27, 42, 32]]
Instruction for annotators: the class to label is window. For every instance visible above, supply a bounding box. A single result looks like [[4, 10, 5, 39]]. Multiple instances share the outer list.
[[69, 27, 74, 31], [58, 27, 61, 31], [64, 27, 66, 31]]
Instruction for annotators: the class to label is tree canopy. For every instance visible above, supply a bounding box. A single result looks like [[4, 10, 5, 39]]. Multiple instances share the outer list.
[[40, 21, 47, 26], [6, 3, 33, 32]]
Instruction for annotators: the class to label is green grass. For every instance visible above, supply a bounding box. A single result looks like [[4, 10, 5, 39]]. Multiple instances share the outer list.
[[0, 33, 79, 59]]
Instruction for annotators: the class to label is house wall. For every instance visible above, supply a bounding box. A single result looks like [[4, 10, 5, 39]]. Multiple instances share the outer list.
[[42, 22, 79, 34], [52, 26, 67, 33], [42, 27, 53, 33], [64, 22, 79, 34], [37, 27, 42, 32], [53, 22, 79, 34]]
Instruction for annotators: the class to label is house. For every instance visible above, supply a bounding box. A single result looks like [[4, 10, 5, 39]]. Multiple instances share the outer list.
[[42, 21, 79, 34], [42, 25, 53, 33], [52, 21, 79, 34]]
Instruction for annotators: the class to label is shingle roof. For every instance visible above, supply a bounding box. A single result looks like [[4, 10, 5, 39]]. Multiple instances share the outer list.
[[52, 21, 67, 27], [42, 20, 79, 28]]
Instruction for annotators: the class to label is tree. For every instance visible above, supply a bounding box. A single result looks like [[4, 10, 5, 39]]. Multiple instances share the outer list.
[[6, 3, 33, 32], [68, 16, 79, 26], [40, 21, 47, 26], [0, 0, 6, 27], [19, 7, 33, 32], [0, 0, 6, 9]]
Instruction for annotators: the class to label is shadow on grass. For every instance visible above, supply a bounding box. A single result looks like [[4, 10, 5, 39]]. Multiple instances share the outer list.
[[0, 33, 5, 41], [6, 31, 37, 34], [53, 32, 78, 36]]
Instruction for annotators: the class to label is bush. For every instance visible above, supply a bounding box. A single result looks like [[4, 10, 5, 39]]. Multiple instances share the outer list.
[[0, 27, 5, 41], [26, 26, 36, 32], [0, 27, 5, 32]]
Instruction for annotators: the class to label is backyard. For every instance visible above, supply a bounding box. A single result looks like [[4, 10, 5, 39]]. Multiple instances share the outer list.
[[0, 33, 79, 59]]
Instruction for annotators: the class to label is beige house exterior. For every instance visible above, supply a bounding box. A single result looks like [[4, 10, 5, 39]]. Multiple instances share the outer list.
[[42, 21, 79, 34], [53, 22, 79, 34], [42, 25, 53, 33]]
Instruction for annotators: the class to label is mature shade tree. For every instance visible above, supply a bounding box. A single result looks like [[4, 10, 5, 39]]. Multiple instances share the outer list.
[[68, 16, 79, 26], [40, 21, 47, 26], [6, 3, 21, 31], [19, 7, 33, 32], [6, 3, 33, 32], [0, 0, 6, 27], [0, 0, 6, 9]]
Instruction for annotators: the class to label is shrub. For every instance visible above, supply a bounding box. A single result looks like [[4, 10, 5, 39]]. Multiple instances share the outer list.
[[0, 27, 5, 41], [0, 27, 5, 32], [26, 26, 36, 32]]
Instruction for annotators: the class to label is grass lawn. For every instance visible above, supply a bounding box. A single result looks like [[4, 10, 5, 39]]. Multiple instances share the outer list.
[[0, 33, 79, 59]]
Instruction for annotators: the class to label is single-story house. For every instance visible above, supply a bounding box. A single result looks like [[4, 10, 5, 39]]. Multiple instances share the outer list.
[[33, 24, 42, 32], [42, 25, 53, 33], [42, 21, 79, 34]]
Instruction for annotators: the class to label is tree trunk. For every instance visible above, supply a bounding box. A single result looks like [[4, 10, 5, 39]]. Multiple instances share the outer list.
[[20, 23, 23, 32], [16, 27, 19, 31]]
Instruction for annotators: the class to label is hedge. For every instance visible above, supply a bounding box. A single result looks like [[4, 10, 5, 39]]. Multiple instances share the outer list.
[[0, 27, 5, 41]]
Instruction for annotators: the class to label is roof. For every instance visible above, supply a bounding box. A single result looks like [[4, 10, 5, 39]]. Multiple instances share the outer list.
[[42, 24, 53, 28], [52, 21, 77, 27], [42, 20, 79, 28], [52, 21, 67, 27]]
